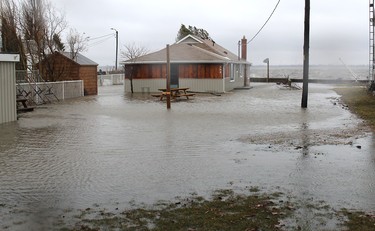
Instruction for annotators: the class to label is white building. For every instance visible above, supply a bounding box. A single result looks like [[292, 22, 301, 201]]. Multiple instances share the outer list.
[[0, 54, 20, 124]]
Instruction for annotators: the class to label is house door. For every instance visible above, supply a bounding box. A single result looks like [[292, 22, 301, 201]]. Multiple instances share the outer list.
[[170, 64, 179, 88]]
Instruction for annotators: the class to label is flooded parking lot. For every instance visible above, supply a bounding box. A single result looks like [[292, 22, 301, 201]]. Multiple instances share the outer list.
[[0, 83, 374, 230]]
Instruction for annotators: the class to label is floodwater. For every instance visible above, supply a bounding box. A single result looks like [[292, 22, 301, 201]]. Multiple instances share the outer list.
[[251, 65, 369, 80], [1, 83, 375, 230]]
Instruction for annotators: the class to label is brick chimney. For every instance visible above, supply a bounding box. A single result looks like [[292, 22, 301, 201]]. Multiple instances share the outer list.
[[241, 36, 247, 60], [241, 36, 249, 87]]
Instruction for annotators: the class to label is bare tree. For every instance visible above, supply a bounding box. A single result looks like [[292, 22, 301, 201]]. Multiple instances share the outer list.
[[39, 0, 67, 80], [121, 43, 149, 93], [1, 0, 67, 76], [0, 0, 27, 69], [66, 28, 89, 61], [43, 0, 67, 54], [20, 0, 47, 70]]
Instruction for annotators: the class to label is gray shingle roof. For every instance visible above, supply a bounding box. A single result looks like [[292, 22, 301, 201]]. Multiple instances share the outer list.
[[123, 35, 248, 64], [61, 52, 98, 66]]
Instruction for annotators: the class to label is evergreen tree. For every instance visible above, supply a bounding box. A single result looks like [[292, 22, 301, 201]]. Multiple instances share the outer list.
[[176, 24, 211, 41], [53, 33, 65, 51], [176, 24, 191, 41]]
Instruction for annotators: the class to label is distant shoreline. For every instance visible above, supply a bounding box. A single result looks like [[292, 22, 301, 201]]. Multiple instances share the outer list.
[[250, 77, 369, 84], [250, 65, 369, 80], [251, 64, 368, 67]]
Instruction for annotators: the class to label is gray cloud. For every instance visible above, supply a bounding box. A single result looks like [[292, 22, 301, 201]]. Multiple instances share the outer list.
[[54, 0, 369, 66]]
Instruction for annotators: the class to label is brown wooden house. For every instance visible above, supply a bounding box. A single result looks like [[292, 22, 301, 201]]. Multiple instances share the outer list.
[[122, 35, 251, 93], [39, 52, 98, 95]]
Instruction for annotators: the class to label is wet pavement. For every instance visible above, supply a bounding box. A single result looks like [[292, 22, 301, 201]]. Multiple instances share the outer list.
[[0, 83, 374, 230]]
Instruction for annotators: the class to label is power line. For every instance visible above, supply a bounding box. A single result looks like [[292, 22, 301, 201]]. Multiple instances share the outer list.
[[85, 33, 115, 48], [87, 36, 113, 48], [87, 33, 114, 41], [248, 0, 281, 44]]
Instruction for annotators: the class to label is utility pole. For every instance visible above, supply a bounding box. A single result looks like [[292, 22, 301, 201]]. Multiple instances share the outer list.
[[111, 28, 118, 70], [166, 44, 171, 109], [301, 0, 310, 108], [0, 20, 2, 51], [370, 0, 375, 83], [263, 58, 270, 83]]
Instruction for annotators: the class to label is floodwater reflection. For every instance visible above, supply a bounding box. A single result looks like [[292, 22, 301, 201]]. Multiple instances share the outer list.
[[0, 84, 374, 230]]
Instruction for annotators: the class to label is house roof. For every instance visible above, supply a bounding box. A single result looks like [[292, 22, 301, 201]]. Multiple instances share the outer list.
[[123, 35, 249, 65], [61, 52, 98, 66]]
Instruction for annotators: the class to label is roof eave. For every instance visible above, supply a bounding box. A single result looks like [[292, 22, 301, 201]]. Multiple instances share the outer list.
[[122, 60, 251, 65]]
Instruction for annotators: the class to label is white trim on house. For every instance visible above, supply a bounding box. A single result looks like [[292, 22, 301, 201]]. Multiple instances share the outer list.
[[0, 54, 20, 62], [123, 60, 249, 65], [176, 34, 204, 44]]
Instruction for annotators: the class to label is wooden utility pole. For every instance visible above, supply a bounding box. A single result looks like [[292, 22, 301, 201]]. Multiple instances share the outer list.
[[267, 61, 270, 83], [370, 1, 375, 82], [301, 0, 310, 108], [166, 44, 171, 109], [111, 28, 119, 70]]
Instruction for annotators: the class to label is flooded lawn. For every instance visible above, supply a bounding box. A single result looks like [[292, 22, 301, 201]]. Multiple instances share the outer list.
[[0, 83, 374, 230]]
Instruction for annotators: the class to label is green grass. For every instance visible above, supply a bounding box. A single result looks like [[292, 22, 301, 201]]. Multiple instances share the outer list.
[[335, 86, 375, 129], [340, 209, 375, 231], [59, 189, 375, 231], [64, 190, 291, 231]]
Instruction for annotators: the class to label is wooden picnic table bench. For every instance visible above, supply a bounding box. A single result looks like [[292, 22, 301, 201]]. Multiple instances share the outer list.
[[16, 98, 28, 108], [16, 98, 34, 113], [152, 87, 195, 100]]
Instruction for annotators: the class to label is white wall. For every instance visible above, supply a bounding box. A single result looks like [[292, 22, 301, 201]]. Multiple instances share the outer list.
[[98, 74, 124, 86], [123, 77, 249, 93], [0, 55, 19, 124], [179, 79, 224, 93]]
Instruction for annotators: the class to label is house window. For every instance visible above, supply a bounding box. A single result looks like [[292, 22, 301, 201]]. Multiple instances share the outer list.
[[230, 63, 235, 81], [231, 64, 241, 81], [235, 64, 240, 79], [239, 64, 244, 78]]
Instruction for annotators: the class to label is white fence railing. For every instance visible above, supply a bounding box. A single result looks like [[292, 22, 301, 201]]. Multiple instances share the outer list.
[[17, 80, 84, 104], [98, 74, 124, 86]]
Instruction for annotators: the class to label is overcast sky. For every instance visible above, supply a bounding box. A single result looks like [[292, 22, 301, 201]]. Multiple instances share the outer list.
[[53, 0, 368, 68]]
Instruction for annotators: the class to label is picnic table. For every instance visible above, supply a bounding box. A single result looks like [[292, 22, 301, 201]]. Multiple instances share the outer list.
[[152, 87, 195, 100], [16, 98, 34, 113]]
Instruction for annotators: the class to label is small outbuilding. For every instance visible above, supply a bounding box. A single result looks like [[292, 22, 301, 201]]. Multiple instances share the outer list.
[[0, 53, 20, 124], [39, 52, 98, 95], [122, 35, 251, 93]]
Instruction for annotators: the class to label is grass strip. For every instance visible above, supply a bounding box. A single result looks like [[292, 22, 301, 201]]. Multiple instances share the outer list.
[[335, 86, 375, 129]]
